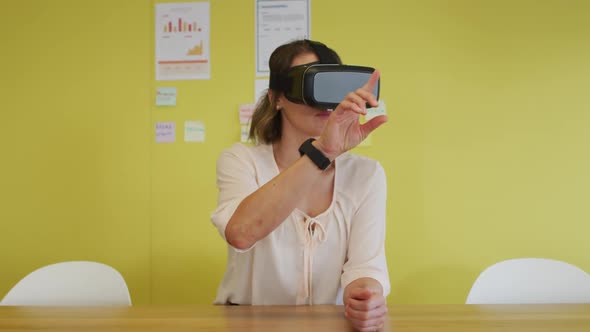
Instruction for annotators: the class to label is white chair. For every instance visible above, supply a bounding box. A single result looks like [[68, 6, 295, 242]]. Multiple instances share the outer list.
[[466, 258, 590, 304], [0, 261, 131, 306]]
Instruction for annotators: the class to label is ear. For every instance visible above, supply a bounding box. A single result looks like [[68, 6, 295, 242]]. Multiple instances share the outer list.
[[268, 90, 282, 110]]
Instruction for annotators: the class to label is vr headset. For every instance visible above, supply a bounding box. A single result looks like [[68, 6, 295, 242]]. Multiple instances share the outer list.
[[269, 40, 379, 110]]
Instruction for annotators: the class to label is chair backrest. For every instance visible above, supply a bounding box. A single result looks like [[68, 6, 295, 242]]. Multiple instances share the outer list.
[[466, 258, 590, 304], [1, 261, 131, 306]]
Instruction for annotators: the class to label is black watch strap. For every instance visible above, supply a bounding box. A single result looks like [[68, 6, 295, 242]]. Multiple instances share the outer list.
[[298, 138, 332, 170]]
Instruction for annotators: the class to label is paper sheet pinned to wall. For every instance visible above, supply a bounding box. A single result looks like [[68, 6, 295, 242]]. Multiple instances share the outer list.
[[254, 79, 268, 103], [239, 104, 255, 125], [255, 0, 310, 76], [185, 121, 205, 142], [239, 104, 255, 143], [155, 122, 176, 143], [155, 2, 210, 80], [365, 100, 387, 120], [156, 87, 177, 106], [240, 125, 250, 143]]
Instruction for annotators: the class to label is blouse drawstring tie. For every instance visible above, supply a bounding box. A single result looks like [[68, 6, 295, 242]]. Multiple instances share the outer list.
[[296, 217, 327, 305]]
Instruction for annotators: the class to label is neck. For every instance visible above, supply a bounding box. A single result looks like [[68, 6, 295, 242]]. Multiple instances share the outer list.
[[272, 134, 315, 171]]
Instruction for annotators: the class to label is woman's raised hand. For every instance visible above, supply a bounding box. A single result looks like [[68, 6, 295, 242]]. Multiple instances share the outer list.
[[314, 70, 388, 160]]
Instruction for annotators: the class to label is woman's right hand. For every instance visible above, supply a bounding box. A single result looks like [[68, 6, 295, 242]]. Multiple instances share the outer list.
[[314, 70, 388, 160]]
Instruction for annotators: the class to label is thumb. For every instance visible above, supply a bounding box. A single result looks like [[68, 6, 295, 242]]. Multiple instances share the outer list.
[[360, 115, 388, 138]]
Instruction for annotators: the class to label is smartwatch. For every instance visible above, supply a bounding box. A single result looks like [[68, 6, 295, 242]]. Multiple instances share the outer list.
[[298, 138, 332, 170]]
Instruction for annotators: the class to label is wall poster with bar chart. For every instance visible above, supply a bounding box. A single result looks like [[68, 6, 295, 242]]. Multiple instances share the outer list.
[[155, 2, 210, 80]]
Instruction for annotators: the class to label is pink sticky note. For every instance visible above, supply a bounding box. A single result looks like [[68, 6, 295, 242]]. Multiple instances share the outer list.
[[155, 122, 176, 143], [239, 104, 255, 125]]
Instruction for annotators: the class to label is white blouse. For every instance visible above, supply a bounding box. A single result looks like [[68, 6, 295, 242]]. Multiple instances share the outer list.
[[211, 143, 390, 305]]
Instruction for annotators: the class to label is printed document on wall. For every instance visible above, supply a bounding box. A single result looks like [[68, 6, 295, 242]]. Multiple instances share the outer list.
[[156, 2, 210, 80], [255, 0, 310, 77]]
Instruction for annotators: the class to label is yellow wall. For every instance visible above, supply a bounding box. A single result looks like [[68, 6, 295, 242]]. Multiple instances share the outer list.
[[1, 0, 589, 305], [0, 0, 152, 304]]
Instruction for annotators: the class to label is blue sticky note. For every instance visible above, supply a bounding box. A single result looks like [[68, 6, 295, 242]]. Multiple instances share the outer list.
[[156, 87, 177, 106]]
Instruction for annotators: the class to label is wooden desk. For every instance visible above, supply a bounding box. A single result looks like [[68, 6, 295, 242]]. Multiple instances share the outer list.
[[1, 304, 589, 331]]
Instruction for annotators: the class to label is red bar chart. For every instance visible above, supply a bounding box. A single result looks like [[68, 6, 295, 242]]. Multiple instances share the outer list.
[[163, 18, 200, 33]]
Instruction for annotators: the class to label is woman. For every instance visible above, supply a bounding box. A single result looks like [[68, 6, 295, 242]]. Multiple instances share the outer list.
[[211, 39, 389, 331]]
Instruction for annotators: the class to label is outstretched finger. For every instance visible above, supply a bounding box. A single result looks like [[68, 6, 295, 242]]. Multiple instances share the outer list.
[[362, 69, 380, 94]]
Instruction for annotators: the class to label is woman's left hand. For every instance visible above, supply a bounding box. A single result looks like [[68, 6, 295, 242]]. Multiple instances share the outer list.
[[344, 287, 388, 331]]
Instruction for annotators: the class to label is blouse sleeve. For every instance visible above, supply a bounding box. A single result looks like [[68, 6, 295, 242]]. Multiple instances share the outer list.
[[341, 161, 391, 296], [210, 145, 259, 252]]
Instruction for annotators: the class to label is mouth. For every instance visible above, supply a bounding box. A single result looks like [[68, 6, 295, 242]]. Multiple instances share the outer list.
[[315, 110, 331, 117]]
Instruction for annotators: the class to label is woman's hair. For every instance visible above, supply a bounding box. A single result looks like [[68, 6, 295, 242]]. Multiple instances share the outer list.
[[248, 40, 341, 144]]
